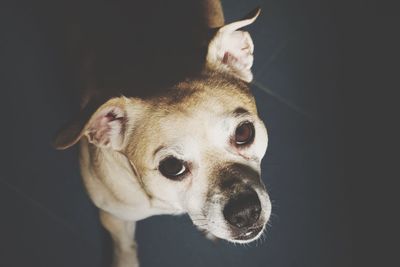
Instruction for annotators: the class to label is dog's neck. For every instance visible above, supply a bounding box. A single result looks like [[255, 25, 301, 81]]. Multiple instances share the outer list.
[[81, 139, 185, 220]]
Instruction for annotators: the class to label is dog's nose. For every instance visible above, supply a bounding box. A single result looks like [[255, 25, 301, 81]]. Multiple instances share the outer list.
[[223, 189, 261, 229]]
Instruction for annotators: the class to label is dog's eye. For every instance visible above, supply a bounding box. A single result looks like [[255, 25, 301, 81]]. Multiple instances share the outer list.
[[235, 122, 255, 146], [159, 157, 188, 180]]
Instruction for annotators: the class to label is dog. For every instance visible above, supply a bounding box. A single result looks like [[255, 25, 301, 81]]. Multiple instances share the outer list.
[[53, 1, 271, 266]]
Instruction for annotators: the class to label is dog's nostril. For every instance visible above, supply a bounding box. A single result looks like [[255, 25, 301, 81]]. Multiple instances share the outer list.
[[250, 207, 261, 221], [223, 190, 261, 229], [232, 216, 245, 227]]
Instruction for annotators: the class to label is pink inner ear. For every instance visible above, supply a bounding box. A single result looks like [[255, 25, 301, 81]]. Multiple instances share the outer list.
[[222, 51, 239, 65], [105, 111, 117, 120], [87, 108, 124, 147], [105, 111, 123, 121], [222, 52, 231, 64], [215, 30, 254, 82]]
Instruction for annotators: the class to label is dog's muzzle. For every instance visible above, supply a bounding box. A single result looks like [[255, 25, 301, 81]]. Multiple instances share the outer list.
[[223, 187, 263, 240], [214, 163, 267, 241]]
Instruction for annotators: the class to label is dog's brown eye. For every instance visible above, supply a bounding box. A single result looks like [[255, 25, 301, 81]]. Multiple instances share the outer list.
[[159, 157, 188, 180], [235, 122, 255, 146]]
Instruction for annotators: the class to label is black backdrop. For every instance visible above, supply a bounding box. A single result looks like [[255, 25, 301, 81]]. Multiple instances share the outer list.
[[1, 0, 352, 266]]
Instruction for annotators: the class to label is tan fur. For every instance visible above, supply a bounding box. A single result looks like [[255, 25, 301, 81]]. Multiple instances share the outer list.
[[201, 0, 225, 28], [54, 1, 269, 266]]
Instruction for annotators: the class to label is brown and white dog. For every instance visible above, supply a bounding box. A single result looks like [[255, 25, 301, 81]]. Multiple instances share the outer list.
[[53, 1, 271, 266]]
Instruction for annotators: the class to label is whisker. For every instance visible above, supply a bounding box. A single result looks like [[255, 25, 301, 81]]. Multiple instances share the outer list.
[[194, 224, 209, 228]]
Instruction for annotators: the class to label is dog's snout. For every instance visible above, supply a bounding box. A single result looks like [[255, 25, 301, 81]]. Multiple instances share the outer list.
[[223, 189, 261, 229]]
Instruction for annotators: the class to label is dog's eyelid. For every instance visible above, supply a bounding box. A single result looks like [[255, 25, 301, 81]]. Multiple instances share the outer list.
[[154, 147, 185, 163], [159, 154, 183, 162], [230, 110, 255, 123], [232, 107, 250, 117], [230, 117, 255, 132], [228, 108, 254, 123], [153, 145, 165, 156]]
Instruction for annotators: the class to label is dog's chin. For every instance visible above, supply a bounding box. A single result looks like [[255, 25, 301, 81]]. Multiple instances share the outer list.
[[226, 224, 265, 244], [203, 224, 265, 244]]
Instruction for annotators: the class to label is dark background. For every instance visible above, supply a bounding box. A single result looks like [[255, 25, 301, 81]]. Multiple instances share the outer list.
[[0, 0, 356, 266]]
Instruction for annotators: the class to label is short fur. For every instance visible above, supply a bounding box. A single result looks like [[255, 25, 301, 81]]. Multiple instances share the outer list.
[[54, 1, 271, 266]]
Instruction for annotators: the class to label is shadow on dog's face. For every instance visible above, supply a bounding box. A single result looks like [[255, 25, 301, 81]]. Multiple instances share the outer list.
[[53, 8, 270, 243]]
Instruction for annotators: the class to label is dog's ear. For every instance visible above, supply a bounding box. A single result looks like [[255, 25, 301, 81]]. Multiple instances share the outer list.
[[206, 7, 260, 82], [53, 97, 137, 150]]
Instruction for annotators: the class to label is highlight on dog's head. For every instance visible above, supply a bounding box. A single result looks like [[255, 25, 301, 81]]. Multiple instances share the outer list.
[[53, 7, 271, 243], [206, 7, 261, 83]]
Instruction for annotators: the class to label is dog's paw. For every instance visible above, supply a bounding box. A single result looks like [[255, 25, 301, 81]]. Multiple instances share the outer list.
[[112, 248, 139, 267]]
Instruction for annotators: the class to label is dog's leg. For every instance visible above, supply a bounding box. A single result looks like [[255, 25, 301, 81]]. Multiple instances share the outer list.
[[100, 211, 139, 267]]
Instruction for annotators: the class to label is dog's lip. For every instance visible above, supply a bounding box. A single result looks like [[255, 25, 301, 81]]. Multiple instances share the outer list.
[[234, 225, 263, 241]]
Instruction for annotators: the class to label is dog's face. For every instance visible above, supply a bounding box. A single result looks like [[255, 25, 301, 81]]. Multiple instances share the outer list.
[[54, 9, 270, 243], [127, 76, 270, 243]]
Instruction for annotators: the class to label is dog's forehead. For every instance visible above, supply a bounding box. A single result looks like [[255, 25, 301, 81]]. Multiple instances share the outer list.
[[151, 80, 257, 132], [126, 74, 259, 164], [155, 74, 257, 114]]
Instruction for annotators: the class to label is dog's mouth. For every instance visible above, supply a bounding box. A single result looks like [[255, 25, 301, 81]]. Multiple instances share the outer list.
[[232, 225, 264, 241], [193, 183, 271, 243]]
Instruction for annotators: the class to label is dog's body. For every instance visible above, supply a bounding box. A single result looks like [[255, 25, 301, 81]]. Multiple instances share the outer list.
[[54, 1, 271, 266]]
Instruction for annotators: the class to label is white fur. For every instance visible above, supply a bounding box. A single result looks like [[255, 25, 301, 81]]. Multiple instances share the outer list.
[[71, 8, 269, 267]]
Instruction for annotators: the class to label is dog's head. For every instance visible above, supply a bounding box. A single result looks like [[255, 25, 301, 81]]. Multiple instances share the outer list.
[[54, 8, 270, 243]]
